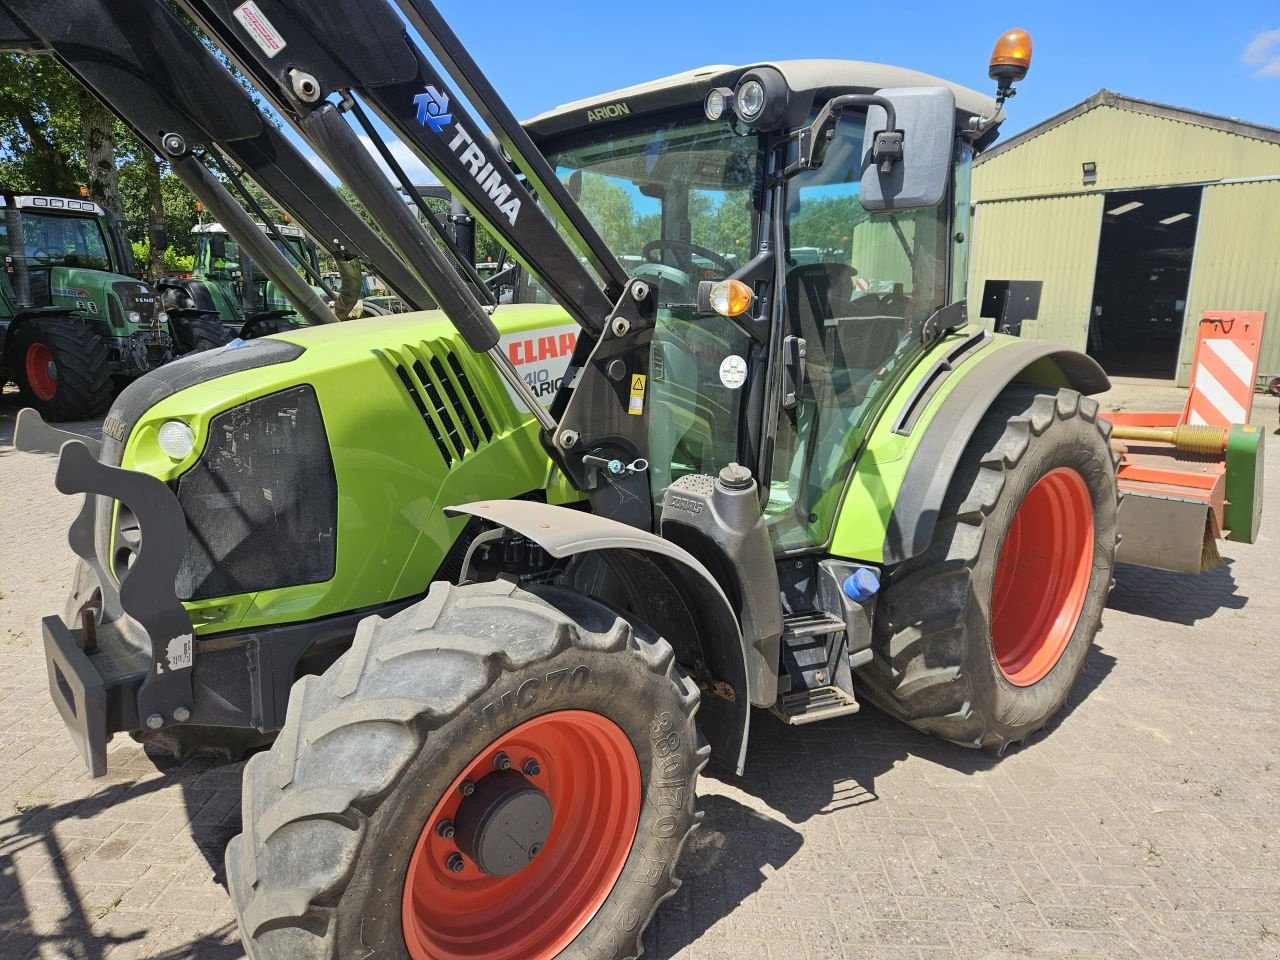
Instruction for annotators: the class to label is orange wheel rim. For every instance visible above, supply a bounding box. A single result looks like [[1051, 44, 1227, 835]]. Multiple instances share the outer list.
[[402, 710, 641, 960], [990, 467, 1094, 686], [25, 342, 57, 401]]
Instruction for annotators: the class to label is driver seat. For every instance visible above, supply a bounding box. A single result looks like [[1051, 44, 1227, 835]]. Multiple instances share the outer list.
[[785, 263, 859, 370]]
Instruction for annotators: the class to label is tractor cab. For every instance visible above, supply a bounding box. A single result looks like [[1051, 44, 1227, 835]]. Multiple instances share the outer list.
[[187, 221, 323, 329], [525, 61, 994, 546]]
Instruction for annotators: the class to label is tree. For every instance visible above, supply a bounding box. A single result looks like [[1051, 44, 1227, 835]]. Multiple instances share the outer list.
[[76, 86, 124, 216], [0, 54, 82, 194]]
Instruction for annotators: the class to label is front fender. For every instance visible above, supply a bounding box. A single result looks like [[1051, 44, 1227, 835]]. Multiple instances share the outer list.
[[446, 499, 752, 775]]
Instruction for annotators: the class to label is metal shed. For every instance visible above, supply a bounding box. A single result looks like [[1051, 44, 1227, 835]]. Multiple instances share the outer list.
[[969, 90, 1280, 386]]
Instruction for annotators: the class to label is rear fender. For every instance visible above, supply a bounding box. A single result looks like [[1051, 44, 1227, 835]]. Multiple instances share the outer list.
[[446, 499, 751, 774], [883, 342, 1110, 565]]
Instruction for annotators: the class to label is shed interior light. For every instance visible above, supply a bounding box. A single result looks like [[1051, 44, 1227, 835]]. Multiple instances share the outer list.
[[1106, 201, 1144, 216], [1159, 212, 1192, 225]]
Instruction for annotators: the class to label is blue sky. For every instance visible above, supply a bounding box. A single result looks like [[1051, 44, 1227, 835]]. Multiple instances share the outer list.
[[295, 1, 1280, 182]]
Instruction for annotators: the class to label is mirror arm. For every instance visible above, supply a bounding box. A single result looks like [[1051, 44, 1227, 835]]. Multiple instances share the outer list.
[[787, 94, 900, 177]]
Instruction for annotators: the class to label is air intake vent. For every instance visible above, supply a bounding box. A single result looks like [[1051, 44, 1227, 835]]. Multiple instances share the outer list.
[[387, 342, 500, 467]]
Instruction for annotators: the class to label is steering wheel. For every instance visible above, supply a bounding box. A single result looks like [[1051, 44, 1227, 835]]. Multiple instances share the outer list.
[[641, 239, 736, 277], [29, 247, 63, 264]]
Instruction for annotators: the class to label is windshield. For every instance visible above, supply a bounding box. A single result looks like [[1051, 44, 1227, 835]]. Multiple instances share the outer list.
[[546, 114, 761, 502], [767, 115, 951, 550], [3, 212, 113, 272]]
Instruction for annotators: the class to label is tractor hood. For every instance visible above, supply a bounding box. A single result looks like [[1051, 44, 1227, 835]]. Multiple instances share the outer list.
[[95, 303, 580, 637], [46, 266, 160, 333]]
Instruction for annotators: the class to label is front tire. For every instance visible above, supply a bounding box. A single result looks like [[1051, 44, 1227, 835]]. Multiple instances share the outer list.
[[226, 579, 705, 960], [10, 318, 113, 421], [858, 386, 1118, 752]]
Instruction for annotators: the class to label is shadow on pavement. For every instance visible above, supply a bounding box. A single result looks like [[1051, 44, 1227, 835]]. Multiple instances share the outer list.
[[637, 644, 1117, 957], [0, 761, 244, 959], [1109, 558, 1247, 625]]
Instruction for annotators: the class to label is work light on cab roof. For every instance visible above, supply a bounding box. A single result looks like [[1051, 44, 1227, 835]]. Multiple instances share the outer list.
[[989, 28, 1033, 103]]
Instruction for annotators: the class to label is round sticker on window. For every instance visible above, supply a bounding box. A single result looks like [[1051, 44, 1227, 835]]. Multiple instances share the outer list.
[[719, 354, 747, 389]]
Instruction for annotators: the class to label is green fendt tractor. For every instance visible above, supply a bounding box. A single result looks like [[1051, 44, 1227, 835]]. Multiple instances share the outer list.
[[6, 3, 1262, 959], [0, 191, 185, 419], [160, 220, 326, 340]]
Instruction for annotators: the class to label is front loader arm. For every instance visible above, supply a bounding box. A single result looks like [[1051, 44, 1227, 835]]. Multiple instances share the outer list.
[[178, 0, 625, 333]]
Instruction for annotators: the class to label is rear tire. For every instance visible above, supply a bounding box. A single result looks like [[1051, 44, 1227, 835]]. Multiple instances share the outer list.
[[172, 314, 234, 354], [858, 386, 1119, 753], [239, 315, 302, 339], [226, 579, 705, 960], [10, 318, 113, 421]]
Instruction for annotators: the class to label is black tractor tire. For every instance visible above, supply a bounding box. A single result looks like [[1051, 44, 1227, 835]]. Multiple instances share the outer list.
[[858, 385, 1119, 753], [9, 318, 113, 421], [239, 315, 302, 340], [226, 579, 706, 960], [172, 314, 234, 354]]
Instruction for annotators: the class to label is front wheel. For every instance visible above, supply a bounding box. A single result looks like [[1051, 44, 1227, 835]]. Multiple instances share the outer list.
[[226, 579, 705, 960], [9, 318, 113, 421], [859, 386, 1119, 753]]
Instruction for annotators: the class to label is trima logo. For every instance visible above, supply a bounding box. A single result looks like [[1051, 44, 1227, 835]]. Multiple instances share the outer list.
[[413, 86, 452, 133], [411, 85, 522, 227]]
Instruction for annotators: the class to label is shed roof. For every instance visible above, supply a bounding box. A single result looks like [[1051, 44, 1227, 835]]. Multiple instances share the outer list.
[[977, 90, 1280, 164]]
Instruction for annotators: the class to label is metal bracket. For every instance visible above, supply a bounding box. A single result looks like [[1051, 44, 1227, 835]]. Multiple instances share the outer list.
[[551, 278, 659, 528], [52, 441, 195, 729]]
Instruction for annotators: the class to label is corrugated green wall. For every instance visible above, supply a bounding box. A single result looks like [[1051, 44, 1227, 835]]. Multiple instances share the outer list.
[[973, 101, 1280, 201], [970, 99, 1280, 386], [1183, 179, 1280, 384], [967, 193, 1103, 350]]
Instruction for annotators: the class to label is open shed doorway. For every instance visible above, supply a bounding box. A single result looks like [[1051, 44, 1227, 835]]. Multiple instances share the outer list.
[[1086, 185, 1202, 378]]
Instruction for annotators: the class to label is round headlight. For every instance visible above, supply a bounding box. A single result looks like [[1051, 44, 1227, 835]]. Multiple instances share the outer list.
[[736, 80, 765, 121], [157, 420, 196, 460], [156, 310, 169, 324], [704, 87, 732, 121], [126, 310, 142, 324]]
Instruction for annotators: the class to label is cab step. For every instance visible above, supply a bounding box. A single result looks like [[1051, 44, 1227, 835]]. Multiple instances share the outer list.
[[774, 684, 861, 725], [781, 610, 847, 640]]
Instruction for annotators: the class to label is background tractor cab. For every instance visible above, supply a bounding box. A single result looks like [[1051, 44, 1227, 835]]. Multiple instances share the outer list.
[[0, 191, 179, 420], [163, 220, 326, 339]]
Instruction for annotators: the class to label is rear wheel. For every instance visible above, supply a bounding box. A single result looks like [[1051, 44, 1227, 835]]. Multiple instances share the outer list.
[[239, 314, 302, 339], [858, 386, 1118, 752], [172, 314, 234, 354], [226, 579, 705, 960], [10, 318, 113, 421]]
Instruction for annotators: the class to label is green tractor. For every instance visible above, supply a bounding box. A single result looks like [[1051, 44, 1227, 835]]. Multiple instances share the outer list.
[[0, 191, 193, 420], [8, 4, 1263, 960], [160, 220, 328, 339]]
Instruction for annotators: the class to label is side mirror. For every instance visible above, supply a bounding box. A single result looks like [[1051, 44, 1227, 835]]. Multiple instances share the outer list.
[[150, 224, 168, 252], [860, 87, 956, 211]]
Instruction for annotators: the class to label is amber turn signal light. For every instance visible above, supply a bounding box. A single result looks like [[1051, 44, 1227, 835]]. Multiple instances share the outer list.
[[710, 279, 753, 318], [989, 29, 1033, 83]]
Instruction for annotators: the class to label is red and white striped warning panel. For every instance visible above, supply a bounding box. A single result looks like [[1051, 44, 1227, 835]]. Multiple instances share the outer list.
[[1182, 311, 1266, 428]]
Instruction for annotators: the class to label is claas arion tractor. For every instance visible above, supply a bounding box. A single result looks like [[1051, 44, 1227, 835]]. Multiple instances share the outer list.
[[3, 3, 1262, 958]]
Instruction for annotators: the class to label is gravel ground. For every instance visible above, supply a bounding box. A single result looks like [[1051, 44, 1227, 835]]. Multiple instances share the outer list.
[[0, 379, 1277, 960]]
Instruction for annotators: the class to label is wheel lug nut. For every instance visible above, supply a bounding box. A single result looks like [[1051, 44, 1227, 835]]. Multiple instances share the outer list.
[[458, 779, 475, 797], [435, 820, 455, 839], [528, 842, 543, 860], [446, 853, 465, 873], [493, 751, 510, 771], [523, 759, 541, 776]]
